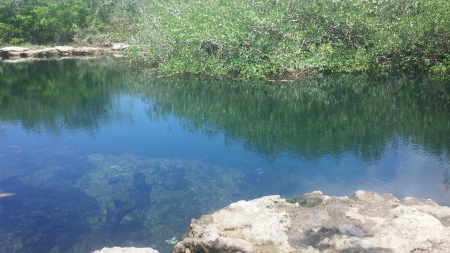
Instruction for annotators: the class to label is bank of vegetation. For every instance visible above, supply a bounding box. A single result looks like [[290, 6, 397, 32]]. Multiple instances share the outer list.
[[1, 0, 449, 78]]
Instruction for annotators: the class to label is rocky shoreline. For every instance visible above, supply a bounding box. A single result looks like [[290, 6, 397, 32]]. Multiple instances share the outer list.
[[93, 190, 450, 253], [0, 43, 129, 62]]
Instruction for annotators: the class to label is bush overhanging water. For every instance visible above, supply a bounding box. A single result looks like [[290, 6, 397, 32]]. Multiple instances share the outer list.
[[129, 0, 450, 77]]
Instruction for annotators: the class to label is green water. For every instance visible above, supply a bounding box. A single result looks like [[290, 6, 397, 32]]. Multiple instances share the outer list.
[[0, 58, 449, 253]]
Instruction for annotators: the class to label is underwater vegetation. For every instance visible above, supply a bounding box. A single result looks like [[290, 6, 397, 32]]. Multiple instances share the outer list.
[[75, 153, 244, 251], [0, 152, 243, 253], [285, 195, 323, 207]]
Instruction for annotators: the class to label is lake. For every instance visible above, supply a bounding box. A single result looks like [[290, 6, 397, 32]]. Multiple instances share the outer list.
[[0, 57, 449, 253]]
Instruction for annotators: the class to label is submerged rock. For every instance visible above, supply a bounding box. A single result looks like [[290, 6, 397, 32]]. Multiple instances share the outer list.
[[174, 190, 450, 253]]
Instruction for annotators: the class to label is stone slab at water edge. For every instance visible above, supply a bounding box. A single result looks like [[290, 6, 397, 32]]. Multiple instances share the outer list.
[[174, 190, 450, 253], [0, 44, 129, 60]]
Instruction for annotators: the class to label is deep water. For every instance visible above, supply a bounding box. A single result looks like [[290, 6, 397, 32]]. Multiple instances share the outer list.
[[0, 58, 449, 253]]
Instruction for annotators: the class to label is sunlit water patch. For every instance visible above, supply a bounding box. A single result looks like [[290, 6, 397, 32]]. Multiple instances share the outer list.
[[0, 58, 449, 253]]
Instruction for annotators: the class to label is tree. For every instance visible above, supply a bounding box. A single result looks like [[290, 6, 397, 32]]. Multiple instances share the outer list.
[[0, 0, 91, 44]]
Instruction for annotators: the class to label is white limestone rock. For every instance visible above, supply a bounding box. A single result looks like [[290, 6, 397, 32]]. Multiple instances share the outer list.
[[174, 191, 450, 253]]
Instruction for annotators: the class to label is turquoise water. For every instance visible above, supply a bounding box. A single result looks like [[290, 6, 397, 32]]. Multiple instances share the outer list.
[[0, 58, 449, 253]]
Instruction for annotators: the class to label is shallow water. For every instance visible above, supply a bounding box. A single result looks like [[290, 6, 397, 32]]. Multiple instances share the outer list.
[[0, 58, 449, 253]]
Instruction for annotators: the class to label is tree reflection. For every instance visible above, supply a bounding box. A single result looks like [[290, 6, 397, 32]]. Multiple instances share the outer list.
[[0, 58, 126, 134], [1, 59, 449, 164], [143, 74, 450, 163]]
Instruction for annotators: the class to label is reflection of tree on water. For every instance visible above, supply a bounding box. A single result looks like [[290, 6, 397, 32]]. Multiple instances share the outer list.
[[143, 74, 450, 164], [0, 58, 127, 134], [137, 74, 450, 198], [2, 59, 449, 164], [2, 59, 449, 162]]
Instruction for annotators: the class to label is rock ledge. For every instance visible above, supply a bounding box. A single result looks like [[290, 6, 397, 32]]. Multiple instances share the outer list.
[[0, 43, 129, 61], [174, 190, 450, 253]]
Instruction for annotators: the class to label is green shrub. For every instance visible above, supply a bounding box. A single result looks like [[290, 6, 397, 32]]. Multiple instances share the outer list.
[[130, 0, 450, 78], [0, 0, 91, 44]]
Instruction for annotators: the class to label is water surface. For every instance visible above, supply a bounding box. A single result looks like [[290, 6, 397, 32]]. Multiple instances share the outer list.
[[0, 58, 449, 253]]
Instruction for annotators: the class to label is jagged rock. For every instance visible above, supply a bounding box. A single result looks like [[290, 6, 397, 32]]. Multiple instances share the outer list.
[[92, 247, 159, 253], [174, 190, 450, 253]]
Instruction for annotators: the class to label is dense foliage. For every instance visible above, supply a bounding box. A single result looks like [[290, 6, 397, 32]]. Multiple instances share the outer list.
[[0, 0, 140, 44], [1, 0, 449, 77], [0, 0, 91, 44], [130, 0, 450, 77]]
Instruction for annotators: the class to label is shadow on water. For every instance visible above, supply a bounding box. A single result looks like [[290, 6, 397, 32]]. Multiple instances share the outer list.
[[104, 199, 136, 245]]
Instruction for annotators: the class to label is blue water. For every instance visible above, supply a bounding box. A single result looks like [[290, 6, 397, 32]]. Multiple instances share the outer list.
[[0, 58, 449, 253]]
